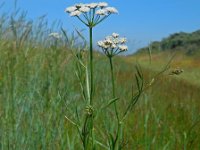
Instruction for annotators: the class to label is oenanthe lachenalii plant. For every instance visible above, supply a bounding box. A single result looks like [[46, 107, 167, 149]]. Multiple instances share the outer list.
[[65, 2, 118, 149], [98, 33, 128, 149], [65, 2, 118, 105]]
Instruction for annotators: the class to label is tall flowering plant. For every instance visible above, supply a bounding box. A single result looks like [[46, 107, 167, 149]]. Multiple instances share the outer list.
[[97, 33, 128, 149], [65, 2, 118, 149], [98, 32, 128, 102], [64, 2, 169, 149], [65, 2, 118, 105]]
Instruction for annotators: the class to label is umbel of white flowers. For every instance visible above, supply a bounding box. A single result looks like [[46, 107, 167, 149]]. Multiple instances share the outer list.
[[98, 33, 128, 57], [65, 2, 118, 27]]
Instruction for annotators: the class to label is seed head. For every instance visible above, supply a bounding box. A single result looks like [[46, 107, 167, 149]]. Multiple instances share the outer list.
[[169, 68, 184, 75]]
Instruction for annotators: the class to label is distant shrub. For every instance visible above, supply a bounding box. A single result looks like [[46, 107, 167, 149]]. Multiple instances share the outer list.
[[136, 30, 200, 55]]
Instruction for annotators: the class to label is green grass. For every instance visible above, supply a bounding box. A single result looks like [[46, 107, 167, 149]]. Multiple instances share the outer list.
[[0, 5, 200, 150], [128, 51, 200, 87], [1, 42, 200, 149]]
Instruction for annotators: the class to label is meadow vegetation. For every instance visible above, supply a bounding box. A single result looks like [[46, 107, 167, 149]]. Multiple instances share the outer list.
[[0, 2, 200, 150]]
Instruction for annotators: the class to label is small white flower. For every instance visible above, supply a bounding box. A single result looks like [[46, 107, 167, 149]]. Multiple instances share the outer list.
[[118, 45, 128, 51], [111, 44, 117, 49], [96, 9, 108, 16], [98, 41, 105, 47], [112, 33, 119, 38], [113, 38, 120, 44], [49, 32, 62, 39], [86, 3, 98, 8], [70, 10, 82, 16], [119, 38, 127, 44], [98, 2, 108, 8], [65, 6, 77, 13], [104, 38, 113, 45], [106, 7, 118, 14], [79, 6, 90, 13], [98, 41, 109, 49]]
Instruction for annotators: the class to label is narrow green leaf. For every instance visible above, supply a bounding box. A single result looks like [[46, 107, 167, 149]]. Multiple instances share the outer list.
[[102, 97, 119, 109], [135, 74, 140, 90], [85, 66, 90, 104]]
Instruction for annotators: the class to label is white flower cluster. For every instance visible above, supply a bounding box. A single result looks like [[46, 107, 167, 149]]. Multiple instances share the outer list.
[[65, 2, 118, 17], [98, 33, 128, 56], [49, 32, 62, 39]]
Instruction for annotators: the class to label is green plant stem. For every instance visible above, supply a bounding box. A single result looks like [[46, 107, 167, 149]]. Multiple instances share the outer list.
[[89, 27, 93, 105], [109, 57, 119, 120], [88, 26, 95, 149], [109, 57, 116, 98], [109, 56, 121, 148]]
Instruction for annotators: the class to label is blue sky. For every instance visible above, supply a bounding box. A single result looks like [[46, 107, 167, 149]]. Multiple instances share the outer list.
[[2, 0, 200, 53]]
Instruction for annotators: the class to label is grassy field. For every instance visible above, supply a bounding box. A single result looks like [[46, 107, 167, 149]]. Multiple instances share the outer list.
[[123, 52, 200, 149], [128, 51, 200, 86], [0, 6, 200, 150], [0, 41, 200, 149]]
